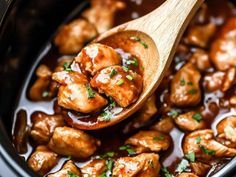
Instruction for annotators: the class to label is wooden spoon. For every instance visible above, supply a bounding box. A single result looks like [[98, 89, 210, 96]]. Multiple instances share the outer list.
[[70, 0, 204, 130]]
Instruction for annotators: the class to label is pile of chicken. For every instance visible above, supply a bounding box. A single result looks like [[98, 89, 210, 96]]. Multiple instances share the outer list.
[[19, 1, 236, 177]]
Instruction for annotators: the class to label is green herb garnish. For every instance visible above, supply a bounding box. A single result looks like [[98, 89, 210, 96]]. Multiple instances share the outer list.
[[141, 66, 145, 70], [196, 137, 201, 144], [187, 82, 193, 86], [175, 159, 189, 173], [63, 62, 72, 72], [185, 152, 195, 162], [161, 167, 173, 177], [67, 171, 79, 177], [109, 97, 116, 108], [116, 79, 124, 86], [167, 109, 179, 118], [199, 145, 216, 155], [180, 78, 186, 86], [106, 159, 113, 172], [85, 84, 95, 99], [188, 88, 198, 95], [119, 145, 136, 156], [126, 58, 138, 66], [192, 113, 202, 122], [130, 36, 148, 48], [148, 160, 154, 168], [122, 66, 129, 72], [109, 69, 117, 78], [153, 136, 165, 141], [42, 91, 49, 98], [126, 75, 133, 81], [99, 172, 106, 177], [100, 111, 112, 121]]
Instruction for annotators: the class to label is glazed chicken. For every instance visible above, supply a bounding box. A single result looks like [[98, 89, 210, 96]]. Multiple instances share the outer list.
[[28, 146, 59, 175], [48, 127, 101, 158], [91, 65, 143, 107], [125, 130, 171, 154], [30, 112, 64, 144], [52, 71, 107, 113], [54, 19, 98, 54], [113, 153, 160, 177], [183, 129, 236, 160], [80, 159, 106, 176], [47, 160, 81, 177], [151, 117, 174, 134], [190, 162, 211, 176], [170, 63, 201, 107], [177, 173, 198, 177], [216, 116, 236, 148], [174, 111, 206, 131], [75, 43, 121, 76], [189, 49, 211, 71]]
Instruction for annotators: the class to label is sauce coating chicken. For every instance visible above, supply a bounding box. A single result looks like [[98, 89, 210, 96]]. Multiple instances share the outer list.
[[28, 146, 58, 175], [183, 129, 236, 161], [80, 159, 106, 177], [47, 160, 81, 177], [54, 19, 98, 54], [52, 71, 107, 113], [125, 130, 171, 154], [91, 65, 143, 107], [30, 112, 64, 144], [113, 153, 160, 177], [48, 127, 101, 158], [75, 43, 121, 76], [177, 173, 198, 177]]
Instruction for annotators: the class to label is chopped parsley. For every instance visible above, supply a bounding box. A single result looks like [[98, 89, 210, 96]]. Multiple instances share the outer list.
[[175, 159, 189, 173], [148, 160, 154, 168], [188, 88, 198, 95], [119, 145, 136, 156], [122, 66, 129, 72], [130, 36, 148, 48], [106, 159, 113, 172], [192, 113, 202, 122], [126, 75, 133, 81], [67, 155, 72, 160], [116, 79, 124, 86], [141, 65, 145, 70], [199, 145, 216, 155], [98, 151, 115, 159], [180, 78, 186, 86], [85, 84, 95, 99], [161, 167, 173, 177], [126, 58, 138, 66], [99, 172, 106, 177], [100, 111, 112, 121], [67, 171, 79, 177], [42, 91, 49, 98], [185, 152, 195, 162], [63, 62, 72, 72], [153, 136, 165, 141], [196, 137, 201, 144], [109, 69, 117, 78], [109, 97, 116, 108], [167, 109, 179, 118], [187, 82, 193, 86]]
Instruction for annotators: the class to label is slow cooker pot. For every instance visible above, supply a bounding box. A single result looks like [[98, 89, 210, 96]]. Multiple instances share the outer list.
[[1, 0, 236, 176]]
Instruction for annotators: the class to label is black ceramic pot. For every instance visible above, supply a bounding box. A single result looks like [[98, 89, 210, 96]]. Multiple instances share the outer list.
[[0, 0, 236, 176]]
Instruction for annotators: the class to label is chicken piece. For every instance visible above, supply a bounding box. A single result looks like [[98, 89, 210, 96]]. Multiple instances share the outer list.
[[48, 127, 101, 158], [230, 95, 236, 106], [54, 56, 74, 72], [125, 130, 171, 154], [222, 67, 236, 92], [123, 95, 158, 133], [47, 160, 81, 177], [186, 23, 216, 48], [80, 159, 106, 177], [29, 64, 52, 101], [151, 117, 174, 133], [75, 43, 121, 76], [189, 49, 211, 71], [190, 162, 211, 176], [91, 65, 142, 107], [52, 71, 107, 113], [82, 0, 125, 33], [183, 129, 236, 160], [174, 111, 206, 131], [54, 19, 97, 54], [27, 146, 58, 175], [216, 116, 236, 148], [30, 112, 64, 144], [177, 173, 198, 177], [170, 63, 201, 107], [210, 18, 236, 71], [113, 153, 160, 177]]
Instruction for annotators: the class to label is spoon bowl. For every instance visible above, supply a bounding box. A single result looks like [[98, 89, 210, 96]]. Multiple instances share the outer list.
[[72, 0, 204, 130]]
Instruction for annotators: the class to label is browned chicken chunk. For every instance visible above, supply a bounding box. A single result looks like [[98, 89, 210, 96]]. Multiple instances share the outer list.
[[82, 0, 125, 33], [174, 111, 206, 131], [75, 43, 121, 76], [48, 127, 101, 158], [52, 71, 107, 113], [177, 173, 199, 177], [80, 159, 106, 177], [183, 129, 236, 160], [125, 130, 171, 154], [189, 49, 211, 71], [210, 18, 236, 71], [54, 19, 98, 54], [190, 162, 211, 176], [170, 63, 201, 107], [113, 153, 160, 177], [47, 160, 81, 177], [216, 116, 236, 148], [30, 112, 64, 144], [151, 117, 174, 134], [29, 64, 52, 101], [91, 65, 143, 107], [28, 146, 58, 175]]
